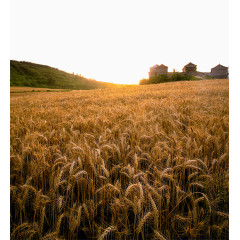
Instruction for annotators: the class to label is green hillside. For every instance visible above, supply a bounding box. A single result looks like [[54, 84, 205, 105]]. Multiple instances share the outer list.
[[10, 60, 116, 90]]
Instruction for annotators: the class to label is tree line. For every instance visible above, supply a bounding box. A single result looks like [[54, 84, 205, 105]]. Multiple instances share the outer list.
[[139, 73, 198, 85]]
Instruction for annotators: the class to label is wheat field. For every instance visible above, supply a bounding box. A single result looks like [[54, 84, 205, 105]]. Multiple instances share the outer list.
[[10, 87, 63, 93], [10, 79, 229, 240]]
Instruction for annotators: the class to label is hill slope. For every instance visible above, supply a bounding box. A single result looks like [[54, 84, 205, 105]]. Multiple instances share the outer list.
[[10, 60, 116, 90]]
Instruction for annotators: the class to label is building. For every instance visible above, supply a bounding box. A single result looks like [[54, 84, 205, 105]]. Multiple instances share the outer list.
[[182, 62, 197, 74], [211, 64, 228, 79], [148, 62, 229, 80], [149, 64, 168, 78]]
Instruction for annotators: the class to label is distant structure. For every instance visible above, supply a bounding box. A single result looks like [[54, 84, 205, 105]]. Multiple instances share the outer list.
[[182, 62, 197, 74], [148, 62, 228, 79], [211, 64, 229, 79], [149, 64, 168, 78]]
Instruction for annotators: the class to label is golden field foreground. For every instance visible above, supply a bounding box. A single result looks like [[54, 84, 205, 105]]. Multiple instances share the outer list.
[[10, 79, 229, 240]]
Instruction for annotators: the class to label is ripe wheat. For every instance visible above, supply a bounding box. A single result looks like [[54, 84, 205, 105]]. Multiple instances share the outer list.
[[10, 79, 229, 239]]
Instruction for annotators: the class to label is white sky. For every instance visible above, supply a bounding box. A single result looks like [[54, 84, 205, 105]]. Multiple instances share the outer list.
[[10, 0, 228, 84]]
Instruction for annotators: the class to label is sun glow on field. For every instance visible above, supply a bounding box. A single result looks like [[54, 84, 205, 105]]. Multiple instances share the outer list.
[[10, 79, 229, 239]]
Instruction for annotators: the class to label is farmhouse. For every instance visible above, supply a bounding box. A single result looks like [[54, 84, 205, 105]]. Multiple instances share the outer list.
[[211, 64, 228, 79], [148, 62, 229, 79], [182, 62, 197, 74], [149, 64, 168, 78]]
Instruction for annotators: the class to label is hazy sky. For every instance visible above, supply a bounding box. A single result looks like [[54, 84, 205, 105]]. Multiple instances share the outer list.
[[11, 0, 228, 84]]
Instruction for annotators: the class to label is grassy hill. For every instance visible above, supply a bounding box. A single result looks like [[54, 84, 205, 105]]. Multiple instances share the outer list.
[[10, 60, 117, 90]]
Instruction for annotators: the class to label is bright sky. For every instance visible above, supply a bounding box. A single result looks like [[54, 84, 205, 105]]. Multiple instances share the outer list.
[[11, 0, 228, 84]]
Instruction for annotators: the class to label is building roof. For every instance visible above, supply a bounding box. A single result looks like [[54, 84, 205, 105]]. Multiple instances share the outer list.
[[156, 64, 168, 69], [184, 62, 197, 67], [150, 64, 159, 70], [211, 64, 228, 70]]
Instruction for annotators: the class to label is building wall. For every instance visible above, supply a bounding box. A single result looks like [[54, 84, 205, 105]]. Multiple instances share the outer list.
[[211, 68, 228, 76], [149, 71, 165, 78], [183, 66, 197, 73], [155, 68, 168, 74], [149, 67, 168, 78]]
